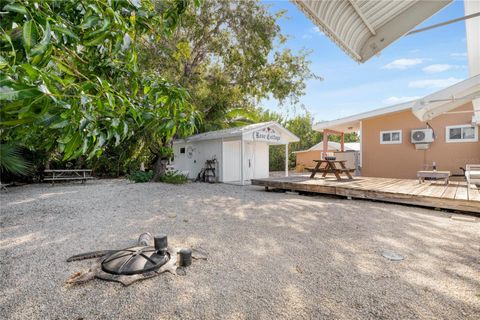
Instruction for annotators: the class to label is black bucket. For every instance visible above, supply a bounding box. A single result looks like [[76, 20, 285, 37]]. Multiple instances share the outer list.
[[177, 248, 192, 267]]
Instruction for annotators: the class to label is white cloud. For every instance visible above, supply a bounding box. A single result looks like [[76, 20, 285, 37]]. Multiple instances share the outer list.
[[408, 77, 463, 89], [382, 96, 420, 104], [301, 26, 324, 39], [382, 58, 423, 70], [450, 52, 467, 57], [422, 64, 452, 73]]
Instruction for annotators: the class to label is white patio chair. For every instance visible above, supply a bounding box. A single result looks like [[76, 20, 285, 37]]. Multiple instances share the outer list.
[[465, 164, 480, 200]]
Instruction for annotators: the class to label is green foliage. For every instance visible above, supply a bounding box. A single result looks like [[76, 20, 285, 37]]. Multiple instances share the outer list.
[[159, 170, 188, 184], [0, 0, 197, 167], [139, 0, 319, 133], [269, 145, 286, 172], [126, 169, 187, 184], [0, 144, 31, 175], [126, 170, 153, 183]]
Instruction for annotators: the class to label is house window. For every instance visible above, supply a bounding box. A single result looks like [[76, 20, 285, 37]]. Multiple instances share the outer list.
[[380, 130, 402, 144], [180, 147, 185, 154], [446, 125, 478, 143]]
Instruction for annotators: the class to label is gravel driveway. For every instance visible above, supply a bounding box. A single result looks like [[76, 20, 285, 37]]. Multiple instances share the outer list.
[[1, 179, 479, 319]]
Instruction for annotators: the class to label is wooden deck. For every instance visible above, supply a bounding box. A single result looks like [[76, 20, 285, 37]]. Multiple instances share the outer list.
[[251, 176, 480, 214]]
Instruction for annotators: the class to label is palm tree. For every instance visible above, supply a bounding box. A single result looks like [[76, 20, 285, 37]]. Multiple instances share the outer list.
[[0, 144, 31, 176]]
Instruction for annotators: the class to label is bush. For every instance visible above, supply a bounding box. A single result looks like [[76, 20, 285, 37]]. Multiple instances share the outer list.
[[126, 170, 154, 183], [159, 171, 188, 184]]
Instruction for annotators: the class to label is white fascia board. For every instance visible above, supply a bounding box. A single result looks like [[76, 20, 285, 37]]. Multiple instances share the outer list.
[[184, 121, 300, 143], [313, 101, 414, 132], [243, 121, 300, 143]]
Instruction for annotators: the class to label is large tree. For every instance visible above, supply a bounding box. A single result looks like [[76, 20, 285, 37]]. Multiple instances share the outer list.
[[139, 0, 319, 132], [0, 0, 197, 178]]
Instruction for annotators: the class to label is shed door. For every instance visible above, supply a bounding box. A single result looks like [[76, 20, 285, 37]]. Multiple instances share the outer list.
[[253, 142, 269, 179], [222, 141, 241, 182], [244, 141, 255, 180]]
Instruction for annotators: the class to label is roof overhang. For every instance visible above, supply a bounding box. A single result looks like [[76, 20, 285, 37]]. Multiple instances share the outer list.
[[314, 101, 414, 133], [242, 121, 300, 143], [315, 75, 480, 132], [292, 0, 452, 63], [412, 74, 480, 122], [179, 121, 300, 144]]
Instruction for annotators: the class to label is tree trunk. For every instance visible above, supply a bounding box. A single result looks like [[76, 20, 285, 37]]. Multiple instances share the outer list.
[[152, 156, 168, 182]]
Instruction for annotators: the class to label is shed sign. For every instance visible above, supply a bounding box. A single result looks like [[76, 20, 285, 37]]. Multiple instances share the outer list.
[[253, 127, 281, 142]]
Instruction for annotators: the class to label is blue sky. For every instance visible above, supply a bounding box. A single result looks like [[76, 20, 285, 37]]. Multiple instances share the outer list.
[[262, 0, 469, 121]]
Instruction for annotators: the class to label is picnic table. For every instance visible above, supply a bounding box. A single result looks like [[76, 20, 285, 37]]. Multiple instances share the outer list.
[[44, 169, 93, 185], [309, 159, 354, 180]]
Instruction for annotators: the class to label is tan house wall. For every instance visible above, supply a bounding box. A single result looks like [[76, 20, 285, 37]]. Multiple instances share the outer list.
[[295, 150, 322, 168], [362, 102, 480, 179]]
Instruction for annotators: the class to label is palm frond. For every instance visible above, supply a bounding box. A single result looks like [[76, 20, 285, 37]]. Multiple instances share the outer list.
[[0, 144, 32, 175]]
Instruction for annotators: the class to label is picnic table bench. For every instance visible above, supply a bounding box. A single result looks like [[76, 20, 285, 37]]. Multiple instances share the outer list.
[[309, 159, 354, 181], [44, 169, 93, 185]]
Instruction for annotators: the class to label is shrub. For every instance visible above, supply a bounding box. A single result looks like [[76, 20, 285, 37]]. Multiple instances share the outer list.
[[126, 170, 154, 183], [159, 171, 188, 184]]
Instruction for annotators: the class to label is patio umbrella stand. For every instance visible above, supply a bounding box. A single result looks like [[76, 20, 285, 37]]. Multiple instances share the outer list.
[[65, 233, 205, 286]]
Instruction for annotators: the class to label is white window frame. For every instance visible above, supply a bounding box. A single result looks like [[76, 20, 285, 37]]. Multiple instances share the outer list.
[[445, 124, 478, 143], [380, 130, 402, 144]]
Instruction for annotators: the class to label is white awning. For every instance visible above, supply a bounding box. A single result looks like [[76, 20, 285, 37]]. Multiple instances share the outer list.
[[412, 74, 480, 122], [292, 0, 452, 63]]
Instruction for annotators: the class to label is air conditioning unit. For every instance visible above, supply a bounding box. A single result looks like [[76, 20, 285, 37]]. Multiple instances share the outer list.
[[411, 129, 434, 144]]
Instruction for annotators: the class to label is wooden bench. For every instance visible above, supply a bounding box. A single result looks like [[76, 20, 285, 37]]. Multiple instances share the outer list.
[[417, 170, 450, 185], [44, 169, 94, 185]]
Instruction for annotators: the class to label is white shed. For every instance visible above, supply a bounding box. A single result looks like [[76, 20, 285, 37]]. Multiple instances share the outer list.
[[171, 122, 299, 184]]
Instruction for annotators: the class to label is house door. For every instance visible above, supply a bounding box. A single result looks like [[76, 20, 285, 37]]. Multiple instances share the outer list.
[[244, 141, 255, 180]]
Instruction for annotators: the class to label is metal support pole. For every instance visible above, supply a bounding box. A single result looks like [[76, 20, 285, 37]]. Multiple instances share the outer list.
[[285, 143, 289, 177], [240, 135, 245, 185], [407, 11, 480, 36]]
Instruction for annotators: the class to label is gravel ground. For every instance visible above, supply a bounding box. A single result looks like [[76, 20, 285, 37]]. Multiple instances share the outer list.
[[1, 179, 479, 320]]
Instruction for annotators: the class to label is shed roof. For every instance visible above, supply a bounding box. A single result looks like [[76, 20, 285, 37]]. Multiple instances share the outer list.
[[292, 0, 452, 63], [179, 121, 300, 143]]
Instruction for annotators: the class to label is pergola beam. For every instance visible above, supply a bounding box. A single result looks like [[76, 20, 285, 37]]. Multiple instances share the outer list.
[[322, 129, 345, 158], [323, 128, 344, 136]]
